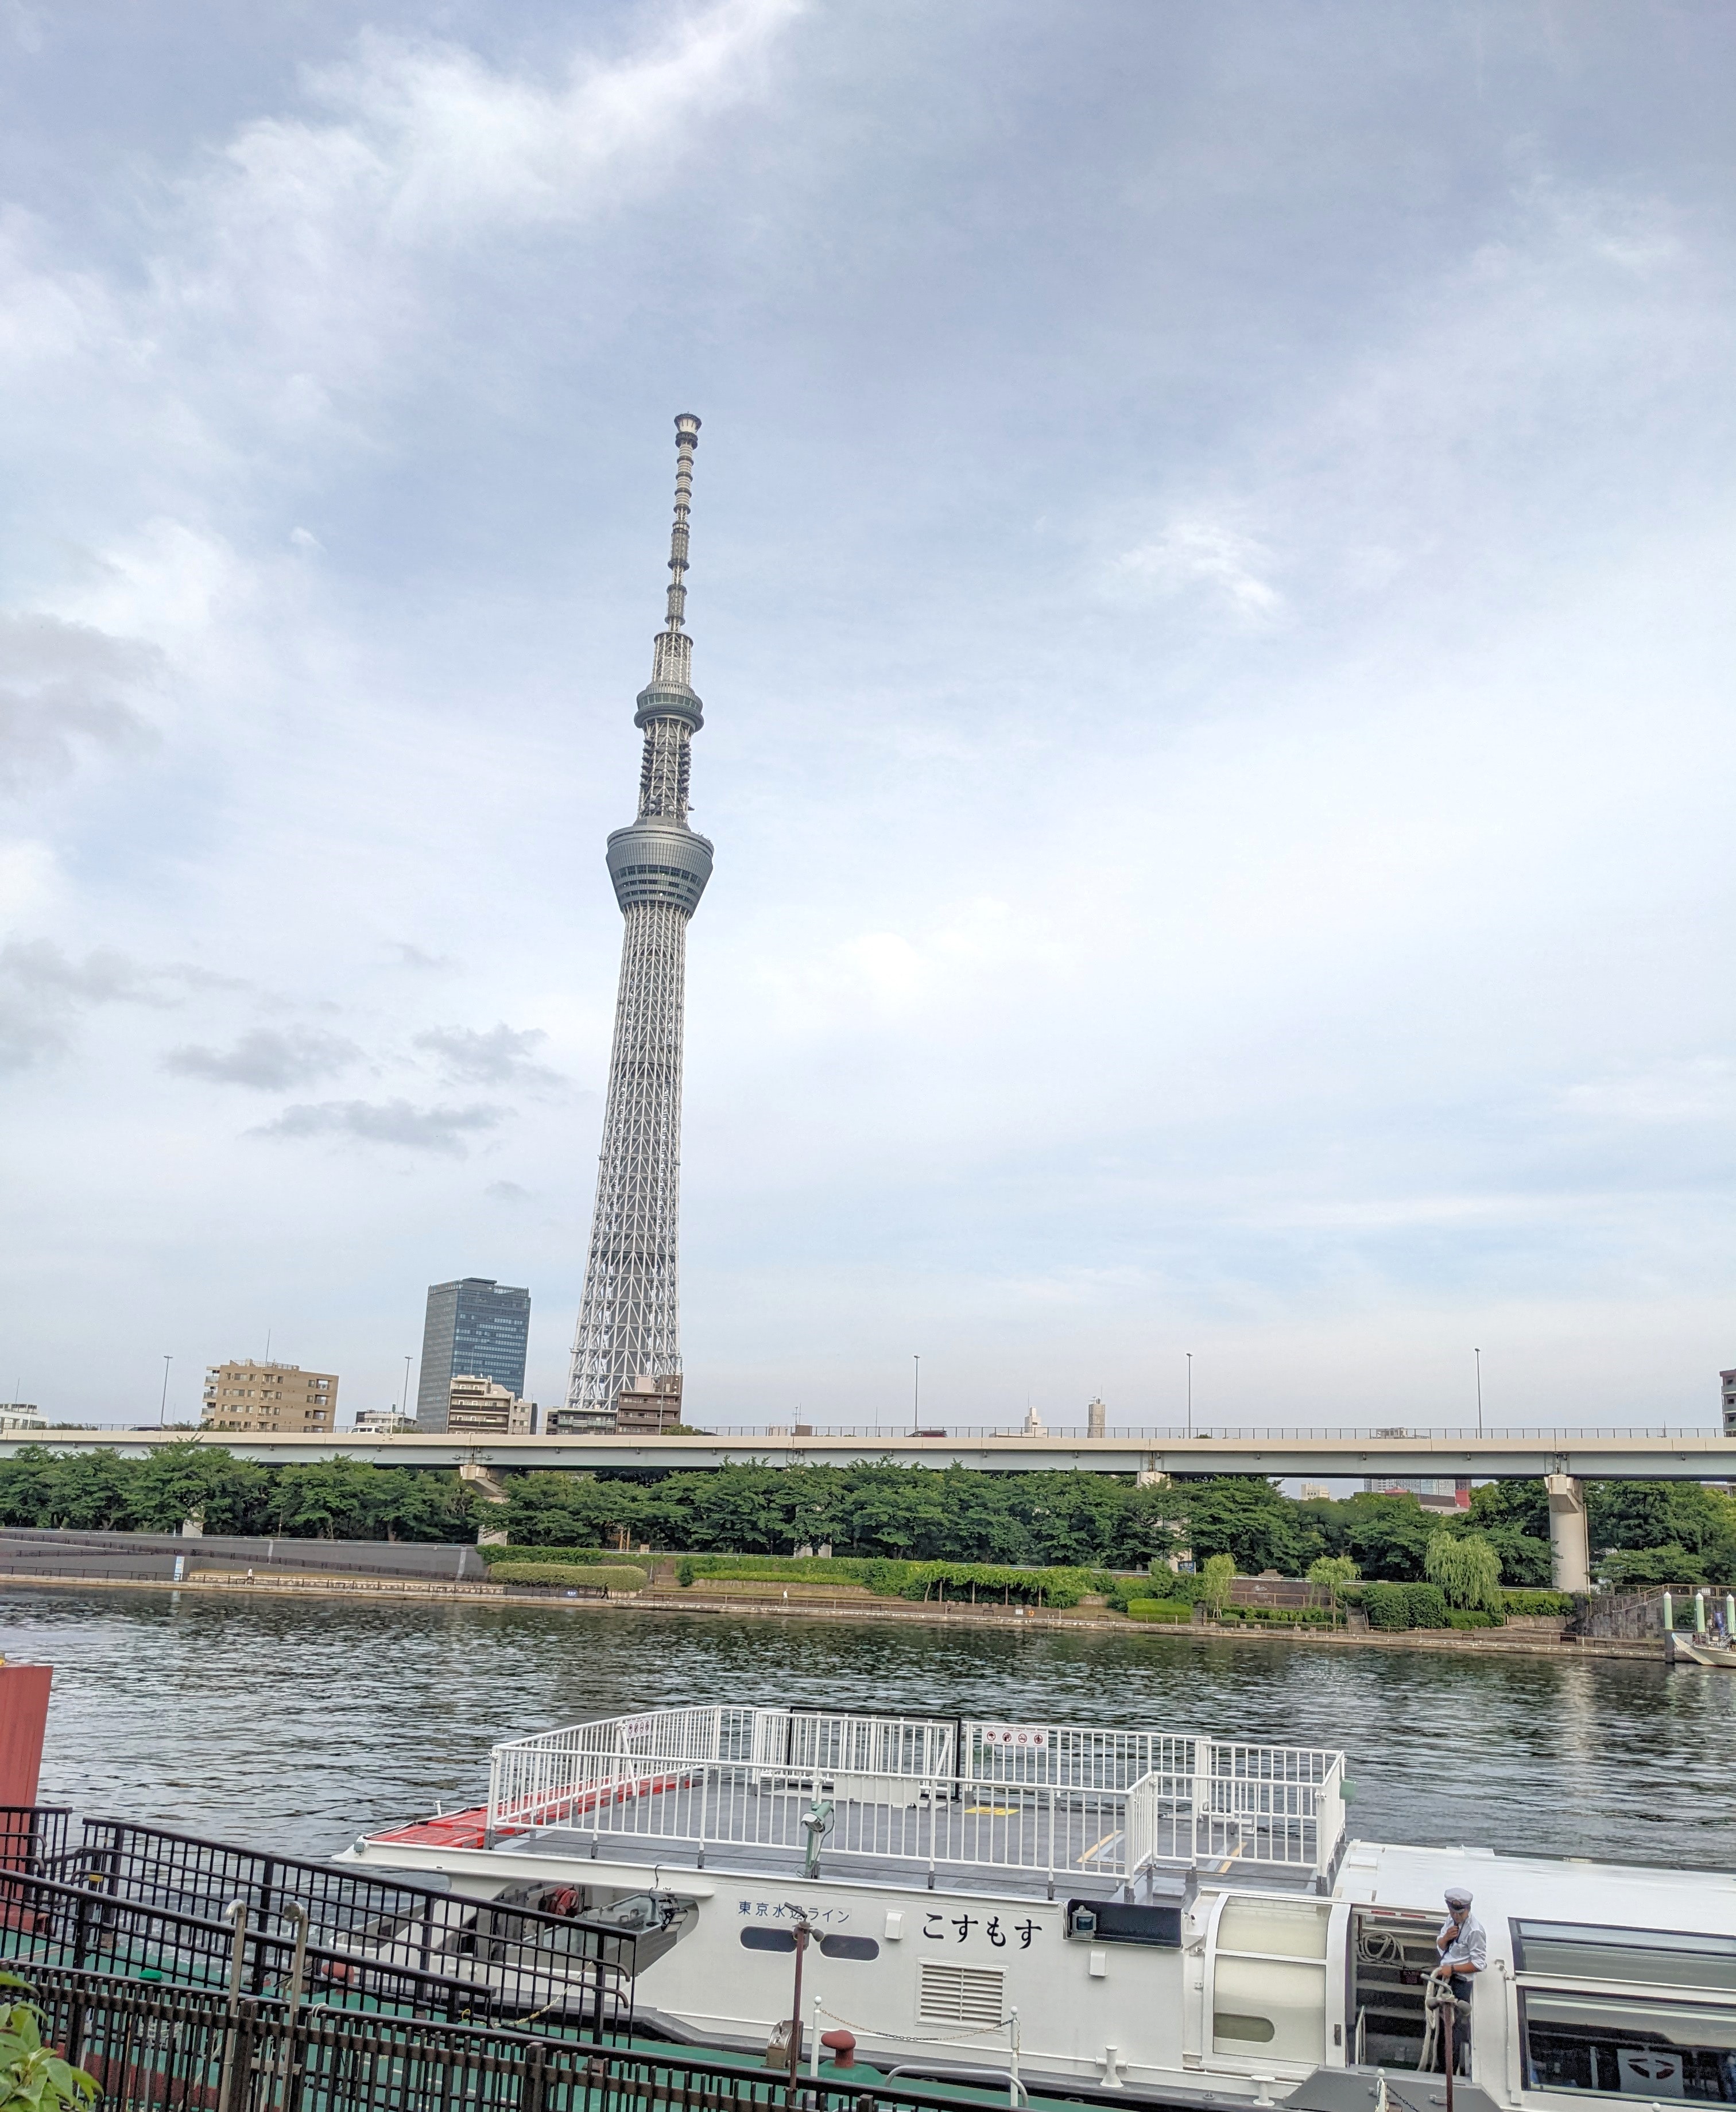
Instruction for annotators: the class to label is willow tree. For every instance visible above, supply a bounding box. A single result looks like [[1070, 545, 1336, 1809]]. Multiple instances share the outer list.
[[1307, 1553, 1359, 1616], [1424, 1530, 1504, 1614]]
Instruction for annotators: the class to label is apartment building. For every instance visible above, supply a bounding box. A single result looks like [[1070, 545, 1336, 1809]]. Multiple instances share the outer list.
[[445, 1374, 537, 1437], [202, 1361, 337, 1432], [548, 1371, 683, 1436]]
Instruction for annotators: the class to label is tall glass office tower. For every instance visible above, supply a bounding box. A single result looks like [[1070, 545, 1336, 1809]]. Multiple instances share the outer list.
[[415, 1277, 530, 1432]]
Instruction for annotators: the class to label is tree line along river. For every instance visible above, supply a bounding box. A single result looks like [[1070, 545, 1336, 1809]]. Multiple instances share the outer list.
[[6, 1452, 1735, 1588], [6, 1584, 1733, 1871]]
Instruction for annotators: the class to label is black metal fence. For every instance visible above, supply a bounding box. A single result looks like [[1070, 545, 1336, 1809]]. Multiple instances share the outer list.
[[21, 1961, 1008, 2112], [0, 1802, 71, 1873], [0, 1854, 636, 2039]]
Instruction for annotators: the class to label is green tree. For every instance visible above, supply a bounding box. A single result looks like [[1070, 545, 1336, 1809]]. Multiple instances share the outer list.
[[1198, 1551, 1236, 1614], [1174, 1478, 1315, 1575], [1601, 1544, 1704, 1588], [504, 1472, 646, 1547], [36, 1451, 134, 1530], [1465, 1479, 1549, 1539], [1456, 1481, 1552, 1583], [1307, 1554, 1359, 1613], [1339, 1493, 1436, 1581], [126, 1444, 272, 1533], [1424, 1529, 1504, 1613], [0, 1452, 61, 1528]]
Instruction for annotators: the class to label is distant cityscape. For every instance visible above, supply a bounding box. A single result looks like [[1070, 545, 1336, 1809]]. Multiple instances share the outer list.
[[2, 1335, 1732, 1444], [144, 1269, 689, 1441], [1, 1277, 1733, 1445]]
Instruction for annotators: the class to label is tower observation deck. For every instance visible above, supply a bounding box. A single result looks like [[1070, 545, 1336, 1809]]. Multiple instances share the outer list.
[[563, 417, 713, 1431]]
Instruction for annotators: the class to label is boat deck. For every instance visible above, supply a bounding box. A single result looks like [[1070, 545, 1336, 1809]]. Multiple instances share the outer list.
[[374, 1705, 1346, 1902], [503, 1774, 1138, 1901]]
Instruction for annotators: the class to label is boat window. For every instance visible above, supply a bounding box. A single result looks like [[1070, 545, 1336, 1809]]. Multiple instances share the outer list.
[[1215, 2014, 1276, 2044], [1523, 1990, 1736, 2101], [1514, 1923, 1736, 1994], [741, 1927, 797, 1954], [820, 1935, 878, 1961]]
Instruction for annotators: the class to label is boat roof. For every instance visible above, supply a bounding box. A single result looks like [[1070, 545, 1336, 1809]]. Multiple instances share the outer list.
[[368, 1705, 1350, 1904], [1333, 1838, 1736, 1933]]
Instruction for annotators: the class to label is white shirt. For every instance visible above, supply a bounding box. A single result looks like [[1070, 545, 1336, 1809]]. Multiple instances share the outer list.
[[1439, 1911, 1487, 1974]]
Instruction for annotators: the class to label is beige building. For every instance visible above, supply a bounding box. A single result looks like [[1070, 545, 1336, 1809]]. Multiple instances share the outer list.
[[202, 1361, 336, 1433], [546, 1371, 682, 1436], [446, 1374, 537, 1437], [615, 1373, 683, 1435]]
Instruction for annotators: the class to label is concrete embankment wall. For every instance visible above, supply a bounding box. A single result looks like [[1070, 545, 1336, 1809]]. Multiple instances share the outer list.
[[0, 1528, 487, 1583]]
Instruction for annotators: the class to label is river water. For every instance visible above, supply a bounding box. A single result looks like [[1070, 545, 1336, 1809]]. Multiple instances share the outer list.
[[7, 1588, 1731, 1873]]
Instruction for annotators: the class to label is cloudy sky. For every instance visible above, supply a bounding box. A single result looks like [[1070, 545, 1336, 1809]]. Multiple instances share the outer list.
[[2, 1, 1733, 1432]]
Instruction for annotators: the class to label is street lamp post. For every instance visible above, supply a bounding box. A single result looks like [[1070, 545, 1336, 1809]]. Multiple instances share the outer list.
[[912, 1355, 920, 1435], [160, 1355, 172, 1428], [1185, 1352, 1192, 1440], [402, 1355, 414, 1427], [1474, 1348, 1483, 1439]]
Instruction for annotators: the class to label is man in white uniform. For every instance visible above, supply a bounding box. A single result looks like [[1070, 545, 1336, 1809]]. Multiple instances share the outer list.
[[1434, 1886, 1486, 2074]]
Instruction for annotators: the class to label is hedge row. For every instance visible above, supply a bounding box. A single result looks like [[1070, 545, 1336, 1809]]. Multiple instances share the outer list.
[[1361, 1581, 1451, 1630], [490, 1562, 648, 1591], [1126, 1599, 1192, 1623], [1208, 1605, 1341, 1627], [672, 1553, 1117, 1606], [675, 1554, 888, 1586], [1500, 1589, 1574, 1616], [478, 1545, 613, 1566]]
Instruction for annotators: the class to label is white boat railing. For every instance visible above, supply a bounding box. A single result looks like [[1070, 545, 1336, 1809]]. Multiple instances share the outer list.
[[485, 1707, 1346, 1881]]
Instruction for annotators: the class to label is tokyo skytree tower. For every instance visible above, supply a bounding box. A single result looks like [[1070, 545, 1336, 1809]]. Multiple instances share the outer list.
[[564, 416, 714, 1427]]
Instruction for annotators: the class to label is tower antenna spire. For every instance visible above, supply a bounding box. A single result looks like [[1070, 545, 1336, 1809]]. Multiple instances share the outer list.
[[650, 415, 701, 695], [561, 416, 715, 1434]]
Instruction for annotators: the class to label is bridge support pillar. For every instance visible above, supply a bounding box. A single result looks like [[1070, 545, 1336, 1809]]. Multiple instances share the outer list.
[[1545, 1474, 1590, 1593]]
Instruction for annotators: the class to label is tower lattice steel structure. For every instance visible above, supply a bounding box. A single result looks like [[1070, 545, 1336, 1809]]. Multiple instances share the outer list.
[[564, 416, 714, 1428]]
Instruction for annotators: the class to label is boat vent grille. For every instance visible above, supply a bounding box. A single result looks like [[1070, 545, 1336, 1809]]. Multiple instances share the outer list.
[[918, 1963, 1005, 2027]]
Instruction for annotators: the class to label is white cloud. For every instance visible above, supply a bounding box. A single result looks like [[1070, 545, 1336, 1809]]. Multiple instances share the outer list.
[[255, 1098, 506, 1155], [0, 942, 162, 1071], [164, 1026, 361, 1091], [413, 1022, 564, 1088], [386, 944, 459, 972], [0, 0, 803, 482], [1563, 1061, 1736, 1126], [0, 613, 158, 793], [1110, 518, 1282, 623]]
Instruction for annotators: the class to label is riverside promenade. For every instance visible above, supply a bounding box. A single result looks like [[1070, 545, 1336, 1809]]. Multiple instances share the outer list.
[[0, 1559, 1664, 1660]]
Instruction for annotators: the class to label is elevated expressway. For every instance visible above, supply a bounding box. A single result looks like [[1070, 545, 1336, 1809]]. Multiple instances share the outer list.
[[3, 1426, 1729, 1589]]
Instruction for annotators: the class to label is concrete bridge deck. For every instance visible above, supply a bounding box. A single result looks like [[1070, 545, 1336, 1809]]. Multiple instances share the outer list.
[[1, 1425, 1726, 1480]]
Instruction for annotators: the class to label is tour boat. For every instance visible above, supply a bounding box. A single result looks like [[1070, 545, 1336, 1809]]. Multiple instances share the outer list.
[[342, 1704, 1736, 2110]]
